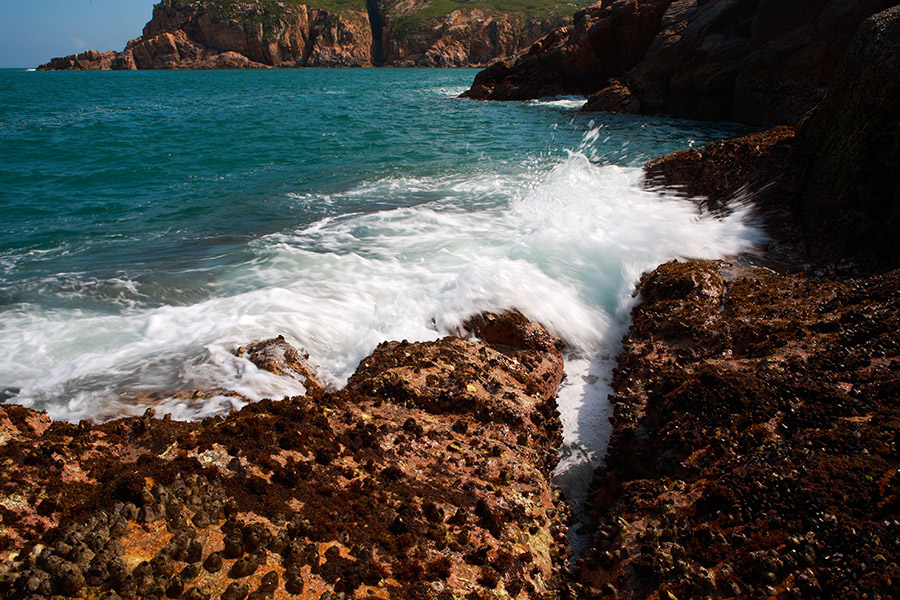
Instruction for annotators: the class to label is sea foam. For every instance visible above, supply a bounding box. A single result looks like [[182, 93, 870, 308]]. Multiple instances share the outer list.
[[0, 135, 763, 531]]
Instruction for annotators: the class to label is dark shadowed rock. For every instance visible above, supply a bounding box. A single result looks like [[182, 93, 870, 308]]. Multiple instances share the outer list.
[[796, 5, 900, 270], [644, 5, 900, 271], [463, 0, 672, 100], [643, 125, 798, 207], [582, 78, 641, 113], [465, 0, 893, 124]]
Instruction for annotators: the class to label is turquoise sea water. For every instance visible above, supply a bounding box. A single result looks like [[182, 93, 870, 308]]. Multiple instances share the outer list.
[[1, 68, 759, 516]]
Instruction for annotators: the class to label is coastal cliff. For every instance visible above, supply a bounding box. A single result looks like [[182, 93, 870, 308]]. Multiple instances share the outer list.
[[37, 0, 571, 70], [463, 0, 895, 125]]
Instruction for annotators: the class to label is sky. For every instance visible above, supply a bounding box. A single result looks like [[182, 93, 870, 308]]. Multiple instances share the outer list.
[[0, 0, 157, 68]]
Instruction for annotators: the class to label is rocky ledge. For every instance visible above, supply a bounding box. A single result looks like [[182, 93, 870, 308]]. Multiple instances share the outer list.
[[574, 6, 900, 598], [463, 0, 895, 125], [0, 310, 572, 599], [38, 0, 570, 71], [576, 258, 900, 599]]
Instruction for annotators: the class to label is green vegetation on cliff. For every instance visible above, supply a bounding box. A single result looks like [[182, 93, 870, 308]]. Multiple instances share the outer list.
[[206, 0, 579, 20]]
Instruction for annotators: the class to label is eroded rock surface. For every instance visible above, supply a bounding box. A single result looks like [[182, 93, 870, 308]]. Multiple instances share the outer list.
[[0, 313, 571, 599], [575, 259, 900, 599]]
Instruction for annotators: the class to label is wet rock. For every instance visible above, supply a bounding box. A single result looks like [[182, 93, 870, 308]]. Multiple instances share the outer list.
[[236, 336, 325, 397], [582, 79, 641, 113]]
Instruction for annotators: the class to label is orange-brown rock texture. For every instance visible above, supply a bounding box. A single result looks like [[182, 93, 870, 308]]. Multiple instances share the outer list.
[[463, 0, 896, 125], [0, 311, 573, 599], [574, 259, 900, 599], [571, 9, 900, 598], [37, 0, 568, 71]]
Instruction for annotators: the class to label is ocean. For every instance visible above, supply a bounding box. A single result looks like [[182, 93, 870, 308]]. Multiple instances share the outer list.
[[0, 67, 761, 521]]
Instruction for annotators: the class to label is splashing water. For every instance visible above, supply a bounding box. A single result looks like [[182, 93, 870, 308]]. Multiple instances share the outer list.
[[0, 69, 761, 541]]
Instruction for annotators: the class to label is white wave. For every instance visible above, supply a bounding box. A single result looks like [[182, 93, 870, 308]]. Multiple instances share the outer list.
[[1, 152, 761, 415], [0, 150, 763, 523], [527, 96, 587, 110]]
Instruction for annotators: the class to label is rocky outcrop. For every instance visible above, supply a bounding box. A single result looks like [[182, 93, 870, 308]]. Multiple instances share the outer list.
[[235, 336, 325, 398], [574, 259, 900, 599], [643, 125, 800, 217], [463, 0, 895, 125], [582, 79, 641, 113], [0, 312, 571, 599], [38, 0, 568, 70], [643, 6, 900, 272], [382, 8, 562, 68], [572, 10, 900, 597], [464, 0, 672, 101], [37, 50, 131, 71]]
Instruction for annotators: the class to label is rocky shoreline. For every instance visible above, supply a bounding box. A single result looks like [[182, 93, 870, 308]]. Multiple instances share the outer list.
[[462, 0, 895, 125], [0, 311, 573, 599], [571, 7, 900, 598], [9, 3, 900, 600]]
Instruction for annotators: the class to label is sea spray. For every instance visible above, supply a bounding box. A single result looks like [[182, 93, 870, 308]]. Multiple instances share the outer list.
[[1, 147, 763, 481]]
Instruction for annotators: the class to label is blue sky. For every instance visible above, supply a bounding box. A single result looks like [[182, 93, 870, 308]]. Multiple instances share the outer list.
[[0, 0, 156, 68]]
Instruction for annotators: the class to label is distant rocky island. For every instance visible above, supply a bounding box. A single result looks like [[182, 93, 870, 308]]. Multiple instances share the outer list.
[[37, 0, 575, 70]]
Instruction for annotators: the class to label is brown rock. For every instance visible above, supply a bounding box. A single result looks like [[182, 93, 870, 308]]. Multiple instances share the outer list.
[[582, 78, 641, 113], [37, 50, 123, 71], [580, 258, 900, 599], [38, 0, 567, 71], [0, 311, 570, 600], [235, 335, 325, 397], [643, 125, 797, 208]]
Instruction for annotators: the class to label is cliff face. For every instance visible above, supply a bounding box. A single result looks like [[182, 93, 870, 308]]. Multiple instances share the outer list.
[[463, 0, 895, 125], [37, 0, 569, 70]]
